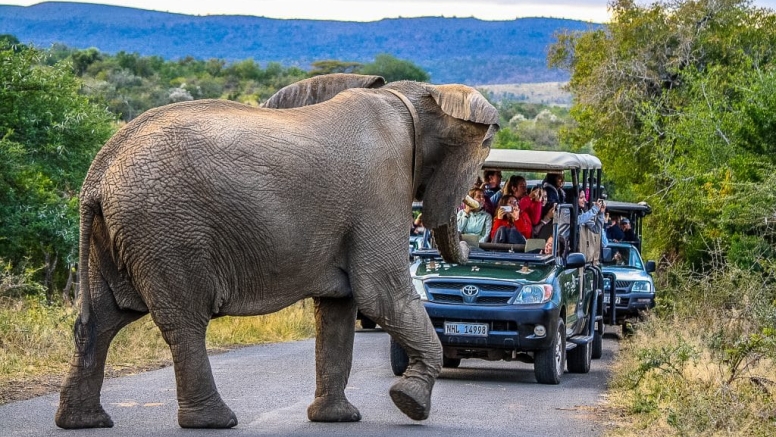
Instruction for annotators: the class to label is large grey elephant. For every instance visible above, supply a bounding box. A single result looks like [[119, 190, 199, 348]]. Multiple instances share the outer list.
[[55, 74, 499, 429]]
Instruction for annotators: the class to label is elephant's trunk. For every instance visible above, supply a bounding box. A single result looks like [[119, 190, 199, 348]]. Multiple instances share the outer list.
[[432, 216, 470, 265]]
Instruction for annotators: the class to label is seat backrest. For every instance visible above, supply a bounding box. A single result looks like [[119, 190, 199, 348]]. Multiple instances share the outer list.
[[524, 238, 546, 253], [578, 226, 600, 264], [461, 233, 480, 248]]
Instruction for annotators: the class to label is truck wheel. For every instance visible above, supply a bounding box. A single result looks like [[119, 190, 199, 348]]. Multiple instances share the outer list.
[[534, 319, 565, 384], [567, 339, 592, 373], [390, 337, 409, 376], [592, 329, 603, 359], [442, 357, 461, 368], [360, 317, 377, 330]]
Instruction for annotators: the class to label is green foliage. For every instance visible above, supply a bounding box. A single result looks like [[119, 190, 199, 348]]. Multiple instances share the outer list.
[[480, 88, 577, 152], [63, 48, 309, 120], [550, 0, 776, 265], [0, 44, 115, 300], [492, 127, 532, 150], [609, 261, 776, 435], [630, 337, 699, 387], [358, 53, 430, 83], [309, 60, 362, 75], [0, 34, 25, 52]]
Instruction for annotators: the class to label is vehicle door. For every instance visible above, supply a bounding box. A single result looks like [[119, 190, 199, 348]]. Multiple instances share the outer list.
[[558, 266, 580, 332], [556, 204, 580, 332]]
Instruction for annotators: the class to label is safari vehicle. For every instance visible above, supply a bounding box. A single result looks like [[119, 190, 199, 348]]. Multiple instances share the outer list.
[[602, 243, 656, 329], [604, 200, 651, 252], [601, 201, 657, 333], [391, 149, 607, 384]]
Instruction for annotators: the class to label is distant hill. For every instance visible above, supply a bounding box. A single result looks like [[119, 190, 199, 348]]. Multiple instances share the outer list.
[[0, 2, 601, 85]]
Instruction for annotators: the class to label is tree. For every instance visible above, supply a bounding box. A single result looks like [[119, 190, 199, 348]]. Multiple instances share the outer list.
[[549, 0, 776, 263], [358, 53, 430, 82], [309, 60, 362, 76], [0, 44, 115, 301]]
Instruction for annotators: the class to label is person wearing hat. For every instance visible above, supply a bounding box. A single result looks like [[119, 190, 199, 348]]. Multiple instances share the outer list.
[[620, 217, 636, 242]]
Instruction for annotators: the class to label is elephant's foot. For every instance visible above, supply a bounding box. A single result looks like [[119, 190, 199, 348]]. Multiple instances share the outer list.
[[307, 396, 361, 422], [55, 404, 114, 429], [178, 397, 238, 428], [389, 376, 434, 421]]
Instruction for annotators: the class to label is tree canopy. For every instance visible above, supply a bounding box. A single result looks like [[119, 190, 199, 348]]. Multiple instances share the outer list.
[[0, 44, 115, 300], [549, 0, 776, 265]]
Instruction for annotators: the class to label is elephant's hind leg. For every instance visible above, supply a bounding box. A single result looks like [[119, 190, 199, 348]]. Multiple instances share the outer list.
[[56, 285, 144, 428], [307, 296, 361, 422], [151, 308, 237, 428]]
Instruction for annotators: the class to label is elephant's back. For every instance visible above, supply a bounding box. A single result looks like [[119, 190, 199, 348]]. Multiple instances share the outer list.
[[89, 98, 377, 286]]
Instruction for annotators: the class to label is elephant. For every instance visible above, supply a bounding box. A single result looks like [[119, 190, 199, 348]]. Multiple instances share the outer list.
[[55, 73, 499, 429]]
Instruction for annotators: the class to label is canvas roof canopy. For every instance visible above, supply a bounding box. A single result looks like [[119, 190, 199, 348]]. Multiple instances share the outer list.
[[482, 149, 602, 172]]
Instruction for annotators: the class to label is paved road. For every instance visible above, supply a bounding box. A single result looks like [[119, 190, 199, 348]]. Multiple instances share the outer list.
[[0, 329, 618, 436]]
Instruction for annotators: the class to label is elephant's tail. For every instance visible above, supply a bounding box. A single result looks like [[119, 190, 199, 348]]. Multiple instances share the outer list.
[[74, 202, 97, 369]]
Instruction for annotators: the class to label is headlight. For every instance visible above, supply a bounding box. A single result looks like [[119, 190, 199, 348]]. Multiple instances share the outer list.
[[513, 284, 553, 304], [409, 261, 428, 300], [412, 278, 429, 300], [631, 281, 652, 293], [603, 277, 611, 290]]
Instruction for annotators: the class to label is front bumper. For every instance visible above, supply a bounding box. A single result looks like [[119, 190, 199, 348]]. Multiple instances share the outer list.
[[604, 292, 655, 319], [422, 301, 560, 353]]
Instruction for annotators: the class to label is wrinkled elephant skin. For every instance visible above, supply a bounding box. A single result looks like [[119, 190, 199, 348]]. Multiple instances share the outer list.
[[56, 74, 499, 428]]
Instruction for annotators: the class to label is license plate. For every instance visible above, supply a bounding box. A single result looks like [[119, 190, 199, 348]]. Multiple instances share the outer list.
[[444, 322, 488, 337], [604, 295, 621, 304]]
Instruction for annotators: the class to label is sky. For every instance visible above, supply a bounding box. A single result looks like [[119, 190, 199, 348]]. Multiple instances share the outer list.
[[4, 0, 776, 23]]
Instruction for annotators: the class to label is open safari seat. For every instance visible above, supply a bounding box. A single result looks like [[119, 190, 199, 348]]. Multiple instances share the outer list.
[[524, 238, 546, 253]]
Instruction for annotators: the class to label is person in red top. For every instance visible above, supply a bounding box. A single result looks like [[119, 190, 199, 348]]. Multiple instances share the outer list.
[[519, 184, 544, 226], [490, 194, 533, 241]]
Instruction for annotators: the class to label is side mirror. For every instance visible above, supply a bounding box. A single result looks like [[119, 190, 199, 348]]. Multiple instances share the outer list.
[[646, 260, 656, 273], [565, 252, 587, 269]]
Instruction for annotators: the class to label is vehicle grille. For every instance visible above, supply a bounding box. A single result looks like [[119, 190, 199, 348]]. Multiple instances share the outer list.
[[615, 280, 632, 291], [425, 280, 518, 305]]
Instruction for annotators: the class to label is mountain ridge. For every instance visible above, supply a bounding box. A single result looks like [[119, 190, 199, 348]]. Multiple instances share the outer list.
[[0, 1, 601, 85]]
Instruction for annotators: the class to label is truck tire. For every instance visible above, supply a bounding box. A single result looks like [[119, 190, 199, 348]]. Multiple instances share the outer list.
[[390, 337, 409, 376], [442, 356, 461, 368], [534, 319, 565, 384], [360, 317, 377, 330], [592, 329, 603, 359], [567, 338, 592, 373]]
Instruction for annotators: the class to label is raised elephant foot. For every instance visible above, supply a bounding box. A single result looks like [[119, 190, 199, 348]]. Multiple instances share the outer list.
[[307, 396, 362, 422], [389, 376, 433, 421], [178, 399, 238, 428], [55, 404, 114, 429]]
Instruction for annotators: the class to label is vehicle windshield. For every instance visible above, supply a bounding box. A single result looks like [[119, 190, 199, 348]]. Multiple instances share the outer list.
[[602, 246, 644, 270]]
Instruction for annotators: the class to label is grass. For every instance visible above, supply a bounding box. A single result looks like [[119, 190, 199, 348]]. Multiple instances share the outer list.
[[603, 262, 776, 436], [0, 295, 315, 404]]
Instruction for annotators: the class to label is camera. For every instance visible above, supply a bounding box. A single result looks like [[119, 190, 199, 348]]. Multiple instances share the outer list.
[[500, 205, 512, 213]]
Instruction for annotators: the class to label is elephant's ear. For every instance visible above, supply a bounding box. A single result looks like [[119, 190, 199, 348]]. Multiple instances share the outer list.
[[428, 84, 500, 137], [262, 73, 386, 108]]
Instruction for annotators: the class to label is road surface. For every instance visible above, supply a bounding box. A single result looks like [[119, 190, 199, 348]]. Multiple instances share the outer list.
[[0, 329, 618, 436]]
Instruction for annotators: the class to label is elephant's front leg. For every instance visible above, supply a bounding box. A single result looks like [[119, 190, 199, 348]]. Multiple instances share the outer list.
[[152, 309, 237, 428], [356, 274, 443, 421], [307, 296, 361, 422]]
